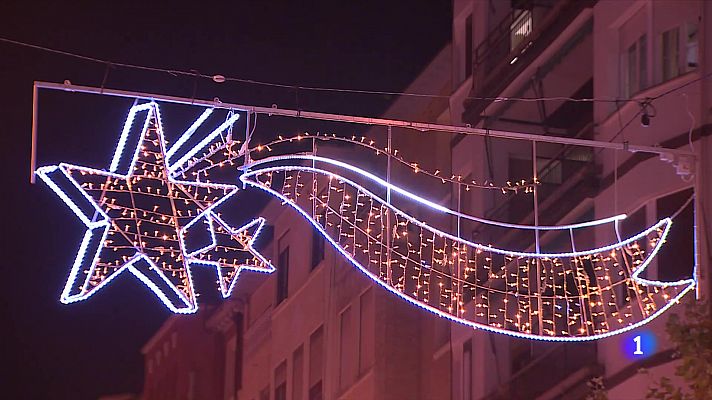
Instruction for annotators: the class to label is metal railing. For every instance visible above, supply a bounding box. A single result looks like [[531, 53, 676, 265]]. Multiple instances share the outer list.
[[485, 120, 595, 227], [481, 342, 599, 400], [474, 0, 537, 72], [464, 0, 597, 125]]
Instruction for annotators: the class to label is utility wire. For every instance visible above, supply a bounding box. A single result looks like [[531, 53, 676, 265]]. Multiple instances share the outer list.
[[5, 34, 709, 149], [1, 35, 647, 105]]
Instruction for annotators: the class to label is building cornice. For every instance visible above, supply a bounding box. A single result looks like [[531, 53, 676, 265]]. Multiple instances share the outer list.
[[206, 300, 245, 333], [141, 316, 179, 354]]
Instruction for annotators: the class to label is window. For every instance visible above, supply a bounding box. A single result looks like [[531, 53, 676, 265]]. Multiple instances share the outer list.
[[258, 224, 275, 249], [626, 41, 637, 95], [509, 156, 562, 186], [293, 346, 304, 400], [309, 326, 324, 400], [656, 189, 694, 282], [639, 34, 648, 90], [224, 335, 237, 399], [308, 382, 323, 400], [656, 21, 699, 83], [188, 370, 197, 400], [621, 206, 647, 241], [463, 340, 472, 400], [661, 27, 680, 82], [465, 14, 473, 79], [276, 240, 290, 304], [511, 10, 532, 50], [622, 34, 648, 97], [234, 313, 244, 391], [359, 289, 375, 373], [339, 306, 357, 389], [259, 386, 270, 400], [311, 223, 325, 270], [537, 158, 562, 185], [685, 23, 699, 71], [274, 361, 287, 400], [616, 189, 693, 297], [433, 309, 450, 350], [510, 339, 534, 374]]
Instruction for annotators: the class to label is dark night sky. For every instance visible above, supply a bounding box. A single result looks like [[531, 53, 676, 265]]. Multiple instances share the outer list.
[[1, 1, 451, 399]]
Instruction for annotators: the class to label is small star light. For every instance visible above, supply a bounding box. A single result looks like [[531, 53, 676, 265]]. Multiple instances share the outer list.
[[36, 102, 273, 313]]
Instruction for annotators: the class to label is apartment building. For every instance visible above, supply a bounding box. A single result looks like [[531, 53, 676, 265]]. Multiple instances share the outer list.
[[449, 0, 710, 399], [140, 1, 710, 399]]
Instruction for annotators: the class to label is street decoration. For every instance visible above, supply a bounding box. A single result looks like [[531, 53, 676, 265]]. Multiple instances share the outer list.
[[35, 100, 695, 341], [35, 102, 273, 313], [240, 155, 695, 340]]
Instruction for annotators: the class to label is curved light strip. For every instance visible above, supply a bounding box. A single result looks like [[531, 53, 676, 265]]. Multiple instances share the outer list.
[[242, 163, 655, 258], [244, 155, 627, 231], [168, 111, 241, 175], [227, 134, 537, 191], [166, 108, 214, 160], [241, 167, 695, 341]]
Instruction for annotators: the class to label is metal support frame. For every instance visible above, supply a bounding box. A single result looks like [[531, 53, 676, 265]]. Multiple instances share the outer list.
[[29, 80, 697, 183], [30, 83, 38, 183], [532, 141, 541, 253], [694, 153, 704, 300], [386, 126, 393, 286], [28, 80, 707, 297], [532, 140, 544, 332]]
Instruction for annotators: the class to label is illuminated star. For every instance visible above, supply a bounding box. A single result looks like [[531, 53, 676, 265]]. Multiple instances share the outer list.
[[36, 102, 272, 313], [184, 213, 274, 298]]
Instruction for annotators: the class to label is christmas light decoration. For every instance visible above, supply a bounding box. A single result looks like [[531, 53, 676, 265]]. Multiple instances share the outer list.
[[30, 90, 695, 341], [240, 155, 696, 341], [35, 102, 273, 313], [184, 214, 274, 298], [194, 132, 537, 193]]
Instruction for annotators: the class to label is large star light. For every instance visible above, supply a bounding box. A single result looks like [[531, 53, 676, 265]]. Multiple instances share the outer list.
[[36, 102, 273, 313]]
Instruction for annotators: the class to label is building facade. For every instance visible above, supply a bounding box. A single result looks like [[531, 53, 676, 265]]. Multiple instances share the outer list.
[[140, 1, 711, 399], [449, 0, 710, 399]]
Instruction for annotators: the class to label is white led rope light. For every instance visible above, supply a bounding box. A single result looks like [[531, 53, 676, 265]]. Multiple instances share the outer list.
[[36, 102, 273, 313], [240, 158, 695, 340]]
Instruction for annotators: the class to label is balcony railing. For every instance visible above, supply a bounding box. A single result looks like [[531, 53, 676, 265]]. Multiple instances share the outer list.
[[469, 120, 595, 253], [481, 342, 600, 400], [464, 0, 596, 125], [474, 0, 539, 75]]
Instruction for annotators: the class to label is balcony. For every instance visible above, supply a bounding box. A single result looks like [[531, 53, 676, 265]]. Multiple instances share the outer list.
[[469, 118, 597, 253], [462, 0, 596, 125], [481, 342, 601, 400]]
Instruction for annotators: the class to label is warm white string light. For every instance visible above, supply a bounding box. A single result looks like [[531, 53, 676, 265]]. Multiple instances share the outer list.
[[36, 103, 273, 312], [240, 156, 695, 341], [33, 98, 697, 341]]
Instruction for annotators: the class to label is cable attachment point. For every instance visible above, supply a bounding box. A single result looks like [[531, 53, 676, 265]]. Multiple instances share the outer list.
[[639, 98, 656, 127], [660, 152, 695, 177], [675, 155, 694, 177]]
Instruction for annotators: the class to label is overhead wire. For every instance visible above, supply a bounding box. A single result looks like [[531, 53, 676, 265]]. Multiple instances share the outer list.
[[0, 35, 653, 105], [9, 33, 708, 188]]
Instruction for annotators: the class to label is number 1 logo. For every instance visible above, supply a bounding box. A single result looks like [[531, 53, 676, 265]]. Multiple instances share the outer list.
[[633, 335, 643, 355]]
